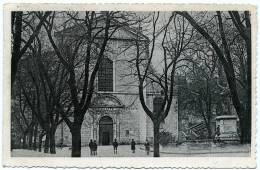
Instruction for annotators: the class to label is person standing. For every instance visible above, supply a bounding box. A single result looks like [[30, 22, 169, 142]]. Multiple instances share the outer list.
[[93, 140, 98, 156], [144, 139, 150, 155], [215, 125, 221, 143], [131, 139, 136, 153], [113, 139, 119, 154], [89, 139, 94, 156]]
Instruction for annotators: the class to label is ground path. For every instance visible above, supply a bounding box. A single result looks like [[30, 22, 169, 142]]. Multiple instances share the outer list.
[[11, 144, 250, 157]]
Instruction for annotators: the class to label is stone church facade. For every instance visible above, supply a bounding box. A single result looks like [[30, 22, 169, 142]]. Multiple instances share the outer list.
[[55, 19, 178, 146]]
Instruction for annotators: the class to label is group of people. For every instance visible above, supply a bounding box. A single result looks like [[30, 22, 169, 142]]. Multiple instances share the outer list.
[[113, 138, 139, 154], [130, 139, 150, 155], [88, 139, 98, 156], [88, 138, 151, 156]]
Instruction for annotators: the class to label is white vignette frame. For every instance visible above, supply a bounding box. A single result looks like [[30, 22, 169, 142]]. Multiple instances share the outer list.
[[1, 3, 257, 169]]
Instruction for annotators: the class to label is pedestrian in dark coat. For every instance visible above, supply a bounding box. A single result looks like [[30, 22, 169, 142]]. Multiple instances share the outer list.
[[89, 139, 94, 156], [93, 140, 97, 156], [144, 139, 150, 155], [131, 139, 136, 153], [215, 125, 221, 143], [113, 139, 119, 154]]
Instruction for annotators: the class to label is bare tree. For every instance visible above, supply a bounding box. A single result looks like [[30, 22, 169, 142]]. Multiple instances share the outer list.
[[11, 86, 37, 149], [11, 11, 51, 87], [15, 41, 65, 153], [185, 50, 219, 139], [176, 11, 251, 143], [134, 13, 193, 157], [41, 11, 123, 157]]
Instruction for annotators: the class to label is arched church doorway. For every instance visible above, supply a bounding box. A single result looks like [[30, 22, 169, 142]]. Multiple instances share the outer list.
[[99, 116, 113, 145]]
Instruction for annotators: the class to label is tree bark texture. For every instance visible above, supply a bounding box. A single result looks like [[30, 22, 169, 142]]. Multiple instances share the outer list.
[[49, 128, 56, 154], [33, 123, 38, 151], [71, 127, 81, 157], [44, 131, 50, 153], [153, 121, 160, 157], [38, 133, 45, 152], [22, 134, 27, 149], [28, 128, 33, 149], [11, 12, 23, 86]]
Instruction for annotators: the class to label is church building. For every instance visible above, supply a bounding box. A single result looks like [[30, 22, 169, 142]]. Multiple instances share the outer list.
[[55, 17, 179, 146]]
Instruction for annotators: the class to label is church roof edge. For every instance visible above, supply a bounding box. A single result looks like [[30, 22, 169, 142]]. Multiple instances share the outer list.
[[54, 15, 149, 42]]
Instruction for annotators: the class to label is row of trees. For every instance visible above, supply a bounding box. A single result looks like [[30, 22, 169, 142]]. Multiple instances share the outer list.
[[11, 11, 251, 157]]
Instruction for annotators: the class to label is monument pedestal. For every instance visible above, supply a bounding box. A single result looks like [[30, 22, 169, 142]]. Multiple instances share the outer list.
[[215, 115, 239, 142]]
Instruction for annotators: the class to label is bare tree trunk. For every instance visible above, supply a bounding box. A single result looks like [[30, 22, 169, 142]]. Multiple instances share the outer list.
[[244, 113, 251, 143], [44, 130, 50, 153], [206, 100, 212, 139], [38, 132, 45, 152], [239, 116, 249, 144], [71, 129, 81, 157], [49, 127, 56, 154], [245, 22, 251, 143], [246, 35, 251, 144], [206, 122, 212, 139], [28, 128, 33, 149], [22, 134, 27, 149], [33, 123, 38, 150], [11, 12, 22, 87], [198, 96, 212, 139], [153, 121, 160, 157], [71, 123, 82, 157]]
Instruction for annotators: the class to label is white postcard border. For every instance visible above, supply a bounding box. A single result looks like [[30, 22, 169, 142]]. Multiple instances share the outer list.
[[2, 3, 257, 168]]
